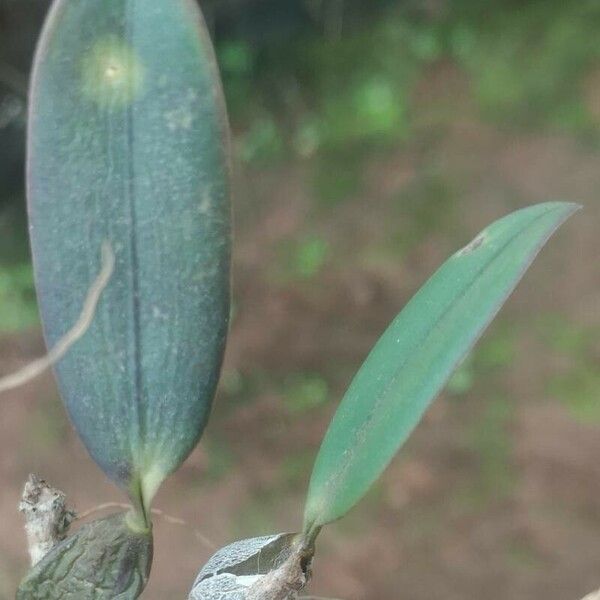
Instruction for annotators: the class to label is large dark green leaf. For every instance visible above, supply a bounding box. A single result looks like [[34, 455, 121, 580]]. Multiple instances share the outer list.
[[27, 0, 231, 508], [304, 202, 578, 532], [17, 513, 153, 600]]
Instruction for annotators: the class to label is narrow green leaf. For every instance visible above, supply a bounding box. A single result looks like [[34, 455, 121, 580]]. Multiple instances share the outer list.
[[27, 0, 230, 507], [304, 202, 579, 531], [17, 513, 153, 600]]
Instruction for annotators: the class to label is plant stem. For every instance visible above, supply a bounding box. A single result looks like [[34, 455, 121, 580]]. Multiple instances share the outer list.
[[247, 542, 312, 600]]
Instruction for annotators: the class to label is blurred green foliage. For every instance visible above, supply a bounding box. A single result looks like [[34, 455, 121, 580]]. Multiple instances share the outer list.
[[282, 372, 329, 413], [239, 116, 285, 164], [204, 437, 236, 483], [504, 538, 545, 572], [232, 490, 281, 538], [537, 314, 598, 360], [279, 448, 315, 488], [25, 396, 68, 454], [218, 0, 600, 179], [448, 321, 517, 396], [451, 393, 516, 513], [467, 396, 515, 505], [451, 0, 600, 130], [538, 315, 600, 423], [0, 263, 37, 333], [219, 4, 430, 167], [272, 234, 329, 282], [390, 169, 459, 255], [449, 321, 520, 508], [312, 147, 365, 206], [548, 366, 600, 423], [0, 205, 37, 334]]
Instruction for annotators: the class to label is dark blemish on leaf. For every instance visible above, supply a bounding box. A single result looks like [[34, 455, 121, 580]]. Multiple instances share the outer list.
[[113, 460, 133, 485], [457, 232, 486, 256]]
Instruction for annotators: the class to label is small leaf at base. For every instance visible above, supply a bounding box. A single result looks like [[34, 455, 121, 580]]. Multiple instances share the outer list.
[[17, 513, 153, 600], [189, 533, 310, 600]]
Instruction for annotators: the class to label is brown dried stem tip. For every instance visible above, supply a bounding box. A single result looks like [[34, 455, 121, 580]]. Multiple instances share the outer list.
[[19, 474, 75, 566], [247, 544, 312, 600]]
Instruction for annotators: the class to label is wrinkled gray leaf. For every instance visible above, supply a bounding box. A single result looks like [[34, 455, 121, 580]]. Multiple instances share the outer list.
[[17, 513, 152, 600], [189, 533, 298, 600], [190, 573, 253, 600]]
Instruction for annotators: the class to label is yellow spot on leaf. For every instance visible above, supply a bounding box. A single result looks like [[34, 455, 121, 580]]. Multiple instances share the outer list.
[[81, 36, 144, 107]]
